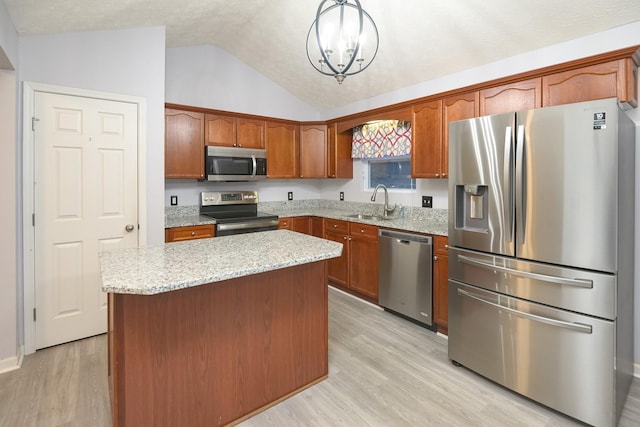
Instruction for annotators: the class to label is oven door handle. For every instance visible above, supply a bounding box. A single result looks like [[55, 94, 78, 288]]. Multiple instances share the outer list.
[[216, 219, 279, 232]]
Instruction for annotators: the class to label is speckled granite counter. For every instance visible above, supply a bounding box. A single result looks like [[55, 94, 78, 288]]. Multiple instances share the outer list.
[[164, 201, 449, 236], [100, 230, 343, 295]]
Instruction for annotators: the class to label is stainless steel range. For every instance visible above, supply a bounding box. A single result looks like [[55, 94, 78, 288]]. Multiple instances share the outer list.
[[200, 191, 279, 236]]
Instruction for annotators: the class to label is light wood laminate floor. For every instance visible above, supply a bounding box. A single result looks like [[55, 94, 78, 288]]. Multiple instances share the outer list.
[[1, 287, 639, 427]]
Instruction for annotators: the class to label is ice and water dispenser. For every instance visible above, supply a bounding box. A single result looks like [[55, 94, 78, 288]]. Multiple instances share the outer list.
[[454, 185, 489, 231]]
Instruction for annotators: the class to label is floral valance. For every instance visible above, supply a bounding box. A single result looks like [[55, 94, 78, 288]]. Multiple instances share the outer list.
[[351, 120, 412, 159]]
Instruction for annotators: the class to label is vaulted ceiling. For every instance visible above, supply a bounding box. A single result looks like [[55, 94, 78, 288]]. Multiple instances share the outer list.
[[5, 0, 640, 111]]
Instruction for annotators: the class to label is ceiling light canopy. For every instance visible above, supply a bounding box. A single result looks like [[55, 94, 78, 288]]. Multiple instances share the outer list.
[[306, 0, 379, 84]]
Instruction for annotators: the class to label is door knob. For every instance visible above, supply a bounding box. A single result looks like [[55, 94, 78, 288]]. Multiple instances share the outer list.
[[125, 224, 135, 232]]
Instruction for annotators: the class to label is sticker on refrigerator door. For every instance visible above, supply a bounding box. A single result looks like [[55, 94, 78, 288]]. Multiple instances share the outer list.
[[593, 112, 606, 130]]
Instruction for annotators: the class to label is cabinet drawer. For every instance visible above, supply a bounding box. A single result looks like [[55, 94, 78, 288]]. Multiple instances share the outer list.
[[434, 235, 449, 255], [325, 219, 349, 234], [349, 222, 378, 239], [165, 225, 215, 242]]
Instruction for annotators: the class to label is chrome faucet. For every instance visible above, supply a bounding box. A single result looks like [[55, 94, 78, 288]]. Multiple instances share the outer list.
[[371, 184, 397, 217]]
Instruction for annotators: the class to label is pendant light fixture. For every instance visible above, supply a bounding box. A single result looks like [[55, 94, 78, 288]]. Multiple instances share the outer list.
[[306, 0, 379, 84]]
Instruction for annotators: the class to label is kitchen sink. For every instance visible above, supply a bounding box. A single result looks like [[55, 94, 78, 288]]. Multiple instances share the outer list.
[[345, 213, 392, 221]]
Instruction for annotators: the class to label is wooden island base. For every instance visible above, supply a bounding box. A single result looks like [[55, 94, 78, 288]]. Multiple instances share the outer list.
[[108, 261, 329, 426]]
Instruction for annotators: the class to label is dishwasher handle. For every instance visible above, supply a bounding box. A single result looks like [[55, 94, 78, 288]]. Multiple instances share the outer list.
[[379, 229, 432, 245]]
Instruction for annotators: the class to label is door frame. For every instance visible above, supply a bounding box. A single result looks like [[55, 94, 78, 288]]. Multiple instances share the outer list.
[[22, 82, 148, 355]]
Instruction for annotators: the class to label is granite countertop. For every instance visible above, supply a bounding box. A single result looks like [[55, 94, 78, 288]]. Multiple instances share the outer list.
[[164, 203, 448, 236], [267, 207, 448, 236], [100, 230, 343, 295]]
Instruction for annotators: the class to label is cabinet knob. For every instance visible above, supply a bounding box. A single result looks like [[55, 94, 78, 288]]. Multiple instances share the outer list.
[[333, 224, 338, 228], [442, 173, 447, 178], [444, 244, 449, 249], [434, 255, 438, 261], [343, 236, 348, 240], [360, 229, 365, 233], [191, 231, 195, 236], [435, 173, 440, 177]]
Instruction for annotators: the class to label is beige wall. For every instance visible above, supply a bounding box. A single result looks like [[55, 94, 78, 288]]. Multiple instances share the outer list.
[[0, 67, 17, 367]]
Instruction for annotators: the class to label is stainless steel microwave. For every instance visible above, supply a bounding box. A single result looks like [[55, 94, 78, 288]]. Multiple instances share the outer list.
[[205, 146, 267, 181]]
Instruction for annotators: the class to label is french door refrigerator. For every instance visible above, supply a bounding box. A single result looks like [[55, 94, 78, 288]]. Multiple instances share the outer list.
[[447, 98, 635, 427]]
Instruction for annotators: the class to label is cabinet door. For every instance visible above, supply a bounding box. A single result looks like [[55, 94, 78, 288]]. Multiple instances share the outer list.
[[326, 123, 354, 179], [291, 217, 312, 234], [349, 231, 379, 301], [205, 113, 236, 146], [479, 78, 542, 116], [443, 92, 479, 179], [236, 118, 265, 148], [165, 109, 205, 179], [542, 59, 638, 107], [433, 235, 449, 334], [411, 100, 443, 178], [266, 122, 299, 178], [325, 230, 349, 287], [311, 217, 325, 238], [299, 125, 327, 178], [165, 225, 215, 243]]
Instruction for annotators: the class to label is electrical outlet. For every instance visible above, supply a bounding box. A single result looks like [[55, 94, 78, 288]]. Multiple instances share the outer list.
[[170, 195, 178, 206], [287, 191, 293, 201], [339, 192, 344, 201], [422, 195, 433, 208]]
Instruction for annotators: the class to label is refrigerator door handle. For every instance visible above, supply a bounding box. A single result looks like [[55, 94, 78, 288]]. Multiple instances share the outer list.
[[457, 254, 594, 288], [515, 124, 526, 244], [457, 288, 593, 333], [504, 126, 513, 243]]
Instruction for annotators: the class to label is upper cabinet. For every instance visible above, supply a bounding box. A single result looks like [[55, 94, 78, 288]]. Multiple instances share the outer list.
[[411, 100, 443, 179], [542, 58, 638, 108], [327, 122, 353, 179], [265, 121, 299, 179], [165, 108, 205, 179], [299, 124, 328, 178], [479, 78, 542, 116], [205, 114, 265, 148], [442, 92, 479, 179]]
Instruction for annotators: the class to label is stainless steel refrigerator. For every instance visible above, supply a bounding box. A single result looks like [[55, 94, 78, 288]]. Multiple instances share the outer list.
[[447, 98, 635, 427]]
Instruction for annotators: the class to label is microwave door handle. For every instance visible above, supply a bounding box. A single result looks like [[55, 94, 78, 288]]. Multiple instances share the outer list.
[[251, 155, 257, 177]]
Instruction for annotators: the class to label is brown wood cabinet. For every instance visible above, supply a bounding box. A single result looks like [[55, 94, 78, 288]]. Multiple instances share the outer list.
[[299, 124, 328, 178], [279, 217, 312, 234], [442, 92, 479, 179], [205, 114, 265, 148], [266, 121, 299, 178], [348, 223, 379, 300], [325, 219, 379, 302], [326, 123, 353, 179], [164, 109, 205, 179], [311, 217, 325, 238], [542, 58, 638, 107], [324, 219, 349, 289], [165, 224, 215, 243], [479, 78, 542, 116], [433, 235, 449, 335], [411, 100, 443, 178]]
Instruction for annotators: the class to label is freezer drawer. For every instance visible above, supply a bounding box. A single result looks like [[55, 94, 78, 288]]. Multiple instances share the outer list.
[[449, 281, 616, 427], [448, 247, 616, 320]]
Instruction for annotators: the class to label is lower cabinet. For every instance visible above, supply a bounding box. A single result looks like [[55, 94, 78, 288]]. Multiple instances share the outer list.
[[433, 235, 449, 335], [325, 219, 379, 303], [165, 224, 215, 243], [279, 216, 312, 234]]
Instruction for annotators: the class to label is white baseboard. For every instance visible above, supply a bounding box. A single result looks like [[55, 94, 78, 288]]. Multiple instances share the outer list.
[[0, 345, 23, 374], [634, 362, 640, 378]]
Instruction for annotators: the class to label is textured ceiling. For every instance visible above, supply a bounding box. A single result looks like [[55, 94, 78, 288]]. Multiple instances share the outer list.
[[5, 0, 640, 111]]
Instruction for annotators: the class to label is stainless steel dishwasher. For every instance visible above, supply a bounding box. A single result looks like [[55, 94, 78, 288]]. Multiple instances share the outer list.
[[378, 229, 433, 326]]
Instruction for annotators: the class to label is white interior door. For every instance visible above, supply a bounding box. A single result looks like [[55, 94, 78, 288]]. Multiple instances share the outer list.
[[34, 92, 138, 349]]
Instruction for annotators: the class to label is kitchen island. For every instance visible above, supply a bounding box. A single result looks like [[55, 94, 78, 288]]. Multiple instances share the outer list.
[[100, 230, 343, 427]]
